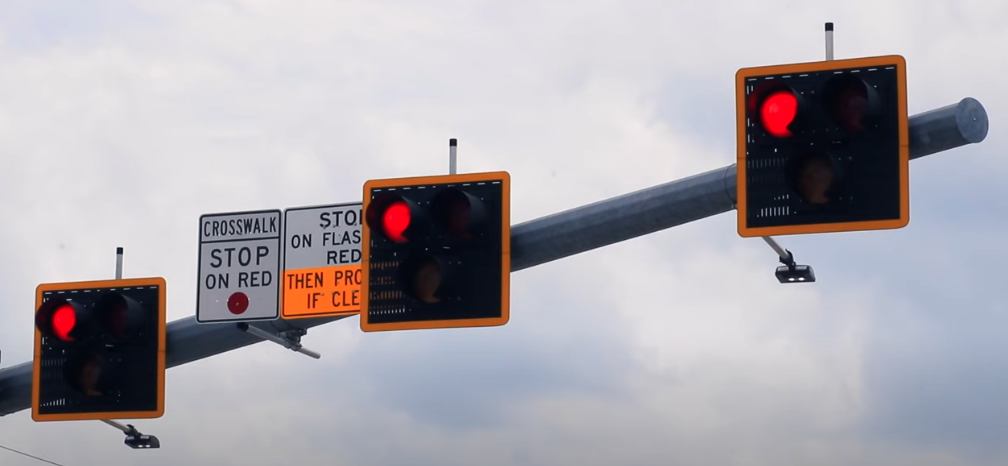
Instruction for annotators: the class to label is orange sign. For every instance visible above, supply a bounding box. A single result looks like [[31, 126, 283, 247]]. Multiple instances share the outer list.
[[282, 264, 361, 318]]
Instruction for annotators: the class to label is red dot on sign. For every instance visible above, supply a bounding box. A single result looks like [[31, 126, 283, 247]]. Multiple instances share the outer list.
[[227, 292, 249, 315], [382, 200, 411, 243], [760, 90, 799, 138]]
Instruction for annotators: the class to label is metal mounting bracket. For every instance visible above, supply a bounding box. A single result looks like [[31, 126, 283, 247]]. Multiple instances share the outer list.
[[762, 236, 794, 266], [236, 323, 321, 359], [762, 236, 816, 284], [101, 420, 161, 449]]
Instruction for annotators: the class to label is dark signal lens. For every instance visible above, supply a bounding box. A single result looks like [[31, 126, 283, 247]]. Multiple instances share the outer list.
[[100, 294, 130, 338], [823, 75, 880, 134], [441, 196, 471, 238], [397, 253, 453, 304], [64, 351, 119, 397], [431, 189, 487, 239], [94, 292, 146, 341], [760, 90, 799, 137], [831, 85, 869, 133], [51, 304, 77, 342], [790, 152, 836, 205], [381, 201, 412, 243]]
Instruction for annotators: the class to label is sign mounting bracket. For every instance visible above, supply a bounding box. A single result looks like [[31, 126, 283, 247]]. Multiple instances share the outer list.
[[236, 323, 321, 359]]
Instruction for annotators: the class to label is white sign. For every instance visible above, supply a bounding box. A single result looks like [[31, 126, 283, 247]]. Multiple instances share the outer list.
[[197, 210, 282, 324], [281, 203, 363, 319]]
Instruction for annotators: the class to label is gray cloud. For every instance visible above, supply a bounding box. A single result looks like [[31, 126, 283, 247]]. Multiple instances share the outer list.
[[0, 0, 161, 51], [2, 1, 1008, 465]]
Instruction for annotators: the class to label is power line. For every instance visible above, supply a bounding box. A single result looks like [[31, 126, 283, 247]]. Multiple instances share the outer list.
[[0, 443, 66, 466]]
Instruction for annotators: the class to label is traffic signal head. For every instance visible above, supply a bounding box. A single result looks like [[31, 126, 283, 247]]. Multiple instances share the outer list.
[[32, 278, 167, 422], [736, 55, 910, 237], [360, 171, 510, 332]]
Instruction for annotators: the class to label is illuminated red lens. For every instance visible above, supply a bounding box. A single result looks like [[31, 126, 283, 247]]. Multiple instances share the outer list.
[[760, 90, 799, 137], [51, 304, 76, 341], [382, 201, 411, 243]]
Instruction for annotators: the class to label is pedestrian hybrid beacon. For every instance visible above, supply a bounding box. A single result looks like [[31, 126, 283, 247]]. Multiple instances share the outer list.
[[32, 277, 167, 422], [736, 55, 910, 237], [360, 171, 511, 332]]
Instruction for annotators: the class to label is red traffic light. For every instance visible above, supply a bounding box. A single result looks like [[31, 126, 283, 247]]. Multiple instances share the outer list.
[[382, 200, 412, 243], [431, 189, 488, 239], [36, 298, 86, 342], [365, 195, 426, 243], [760, 89, 799, 138], [51, 303, 76, 341]]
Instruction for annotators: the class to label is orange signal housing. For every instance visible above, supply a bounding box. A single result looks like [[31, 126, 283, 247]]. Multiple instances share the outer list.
[[32, 277, 167, 422], [735, 55, 910, 237], [360, 171, 511, 332]]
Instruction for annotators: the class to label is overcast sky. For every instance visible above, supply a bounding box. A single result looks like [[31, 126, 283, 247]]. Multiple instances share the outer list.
[[0, 0, 1006, 465]]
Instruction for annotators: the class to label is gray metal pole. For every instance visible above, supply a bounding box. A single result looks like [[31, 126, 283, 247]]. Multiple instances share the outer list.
[[102, 420, 130, 433], [511, 97, 987, 271], [825, 22, 834, 60], [240, 324, 321, 359], [762, 237, 791, 263], [910, 98, 989, 158], [115, 247, 124, 280], [0, 98, 988, 417], [449, 138, 458, 175]]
